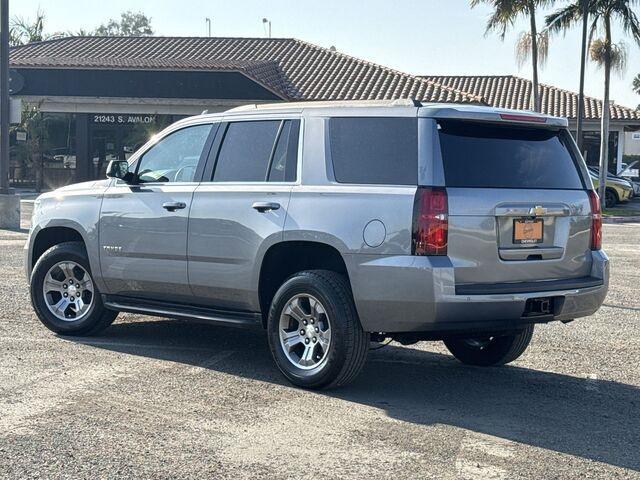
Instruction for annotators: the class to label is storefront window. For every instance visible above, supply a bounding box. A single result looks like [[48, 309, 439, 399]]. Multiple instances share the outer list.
[[10, 110, 186, 190], [89, 113, 179, 180], [9, 109, 77, 190], [578, 131, 619, 174]]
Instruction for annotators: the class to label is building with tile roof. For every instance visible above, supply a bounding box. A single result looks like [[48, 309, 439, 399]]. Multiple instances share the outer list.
[[8, 37, 639, 189], [10, 36, 482, 105]]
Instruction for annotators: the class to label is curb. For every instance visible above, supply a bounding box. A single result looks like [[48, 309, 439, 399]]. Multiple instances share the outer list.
[[603, 216, 640, 224]]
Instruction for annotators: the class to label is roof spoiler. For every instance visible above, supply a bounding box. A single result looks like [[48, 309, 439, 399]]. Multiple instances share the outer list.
[[420, 105, 568, 127]]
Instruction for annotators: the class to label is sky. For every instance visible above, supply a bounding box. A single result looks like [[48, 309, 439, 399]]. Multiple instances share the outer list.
[[12, 0, 640, 109]]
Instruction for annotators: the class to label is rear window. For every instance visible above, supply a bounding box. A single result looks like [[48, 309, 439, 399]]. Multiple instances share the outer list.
[[438, 121, 584, 189], [329, 117, 417, 185]]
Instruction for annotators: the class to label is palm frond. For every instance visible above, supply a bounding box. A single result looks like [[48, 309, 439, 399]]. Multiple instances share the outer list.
[[471, 0, 532, 39], [9, 8, 47, 45], [545, 3, 582, 35], [587, 14, 601, 47], [515, 30, 549, 68], [615, 2, 640, 45], [589, 38, 628, 72]]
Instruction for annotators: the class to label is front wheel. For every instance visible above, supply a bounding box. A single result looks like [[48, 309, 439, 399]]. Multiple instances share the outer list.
[[605, 188, 618, 208], [267, 270, 369, 389], [443, 325, 534, 366], [30, 242, 118, 336]]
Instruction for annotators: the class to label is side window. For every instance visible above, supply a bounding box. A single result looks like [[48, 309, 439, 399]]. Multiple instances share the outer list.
[[212, 119, 300, 182], [136, 124, 213, 183], [329, 117, 418, 185], [213, 121, 280, 182], [268, 120, 300, 182]]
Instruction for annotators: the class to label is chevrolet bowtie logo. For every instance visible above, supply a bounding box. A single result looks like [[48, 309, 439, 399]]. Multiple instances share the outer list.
[[530, 206, 547, 216]]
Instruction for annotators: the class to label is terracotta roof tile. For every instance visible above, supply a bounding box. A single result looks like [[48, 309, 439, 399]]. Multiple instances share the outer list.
[[422, 75, 639, 121], [10, 36, 483, 104]]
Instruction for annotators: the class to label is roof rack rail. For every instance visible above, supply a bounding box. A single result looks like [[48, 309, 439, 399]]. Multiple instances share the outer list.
[[226, 104, 259, 112], [390, 98, 422, 107], [226, 99, 423, 113]]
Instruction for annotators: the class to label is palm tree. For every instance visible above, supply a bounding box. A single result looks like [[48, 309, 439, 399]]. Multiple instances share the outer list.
[[9, 9, 46, 46], [471, 0, 554, 112], [634, 73, 640, 109], [9, 9, 67, 47], [546, 0, 640, 208]]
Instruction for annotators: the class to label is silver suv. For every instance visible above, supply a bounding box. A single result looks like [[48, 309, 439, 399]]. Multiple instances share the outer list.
[[26, 101, 609, 389]]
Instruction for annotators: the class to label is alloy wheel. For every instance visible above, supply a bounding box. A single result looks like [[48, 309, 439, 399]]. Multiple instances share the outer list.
[[278, 294, 332, 370], [42, 261, 94, 321]]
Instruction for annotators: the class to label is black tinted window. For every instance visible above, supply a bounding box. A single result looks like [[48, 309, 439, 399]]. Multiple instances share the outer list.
[[438, 121, 584, 189], [214, 121, 280, 182], [329, 117, 418, 185]]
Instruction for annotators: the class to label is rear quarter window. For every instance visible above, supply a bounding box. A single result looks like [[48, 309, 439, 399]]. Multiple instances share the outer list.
[[438, 121, 584, 190], [329, 117, 418, 185]]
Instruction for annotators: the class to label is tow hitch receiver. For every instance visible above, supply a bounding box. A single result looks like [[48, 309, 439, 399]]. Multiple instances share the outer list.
[[523, 297, 556, 317]]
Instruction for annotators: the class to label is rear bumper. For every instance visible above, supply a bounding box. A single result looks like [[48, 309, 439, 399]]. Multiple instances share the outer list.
[[346, 250, 609, 333], [620, 189, 632, 202]]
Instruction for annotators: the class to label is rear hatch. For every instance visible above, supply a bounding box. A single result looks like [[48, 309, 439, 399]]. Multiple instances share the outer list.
[[437, 119, 593, 292]]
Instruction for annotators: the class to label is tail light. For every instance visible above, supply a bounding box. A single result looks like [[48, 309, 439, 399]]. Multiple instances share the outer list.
[[412, 187, 448, 255], [588, 190, 602, 250]]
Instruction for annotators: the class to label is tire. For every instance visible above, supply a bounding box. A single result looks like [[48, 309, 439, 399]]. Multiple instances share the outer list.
[[605, 188, 618, 208], [443, 325, 534, 367], [267, 270, 369, 389], [30, 241, 117, 336]]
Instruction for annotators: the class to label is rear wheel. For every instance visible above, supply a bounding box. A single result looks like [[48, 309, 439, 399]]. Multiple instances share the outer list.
[[30, 242, 117, 336], [443, 325, 534, 366], [267, 270, 369, 389], [605, 188, 618, 208]]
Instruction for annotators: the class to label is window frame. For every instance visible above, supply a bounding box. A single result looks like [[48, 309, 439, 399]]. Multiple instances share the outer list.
[[202, 116, 303, 185], [121, 120, 219, 186]]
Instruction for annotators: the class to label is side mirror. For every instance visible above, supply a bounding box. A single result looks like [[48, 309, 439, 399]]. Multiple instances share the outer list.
[[106, 160, 130, 180]]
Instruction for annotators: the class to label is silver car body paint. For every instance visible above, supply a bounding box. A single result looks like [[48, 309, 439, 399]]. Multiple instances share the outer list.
[[26, 101, 609, 333]]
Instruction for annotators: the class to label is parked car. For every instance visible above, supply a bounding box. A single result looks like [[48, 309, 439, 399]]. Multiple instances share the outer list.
[[618, 161, 640, 197], [587, 167, 634, 207], [25, 101, 609, 389]]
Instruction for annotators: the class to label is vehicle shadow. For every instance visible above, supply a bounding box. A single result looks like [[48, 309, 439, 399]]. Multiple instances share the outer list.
[[68, 318, 640, 471]]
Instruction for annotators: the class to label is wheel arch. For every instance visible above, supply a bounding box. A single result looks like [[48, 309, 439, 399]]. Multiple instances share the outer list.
[[258, 240, 351, 327], [31, 225, 87, 270]]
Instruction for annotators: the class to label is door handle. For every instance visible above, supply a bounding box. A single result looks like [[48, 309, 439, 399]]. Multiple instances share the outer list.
[[252, 201, 280, 213], [162, 201, 187, 212]]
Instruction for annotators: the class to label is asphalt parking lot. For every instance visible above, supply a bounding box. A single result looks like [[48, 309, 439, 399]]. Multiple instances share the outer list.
[[1, 222, 638, 479]]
